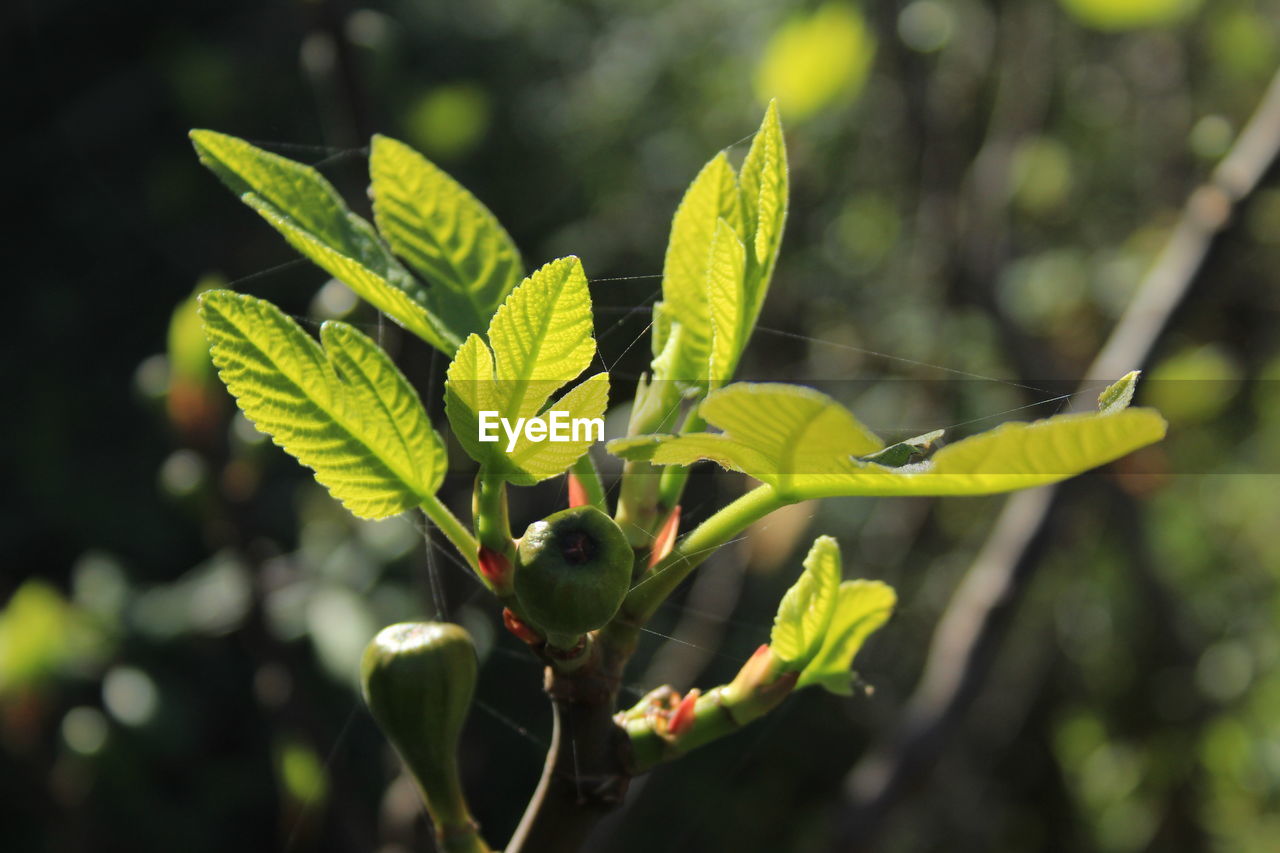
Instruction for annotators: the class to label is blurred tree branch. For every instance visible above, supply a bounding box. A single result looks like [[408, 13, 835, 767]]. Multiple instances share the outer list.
[[833, 65, 1280, 849]]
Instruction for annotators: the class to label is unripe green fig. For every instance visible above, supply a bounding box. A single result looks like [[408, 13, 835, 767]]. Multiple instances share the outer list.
[[515, 505, 631, 645], [360, 622, 480, 846]]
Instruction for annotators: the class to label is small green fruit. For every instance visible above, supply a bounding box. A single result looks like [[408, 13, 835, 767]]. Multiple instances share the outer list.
[[515, 505, 631, 644], [360, 622, 477, 833]]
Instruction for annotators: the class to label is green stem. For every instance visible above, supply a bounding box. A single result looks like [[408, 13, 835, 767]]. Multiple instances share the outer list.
[[621, 683, 789, 773], [420, 776, 491, 853], [472, 472, 514, 560], [571, 452, 608, 513], [618, 645, 797, 773], [615, 375, 684, 547], [600, 484, 787, 655], [655, 410, 705, 512], [420, 495, 480, 572], [471, 472, 520, 603]]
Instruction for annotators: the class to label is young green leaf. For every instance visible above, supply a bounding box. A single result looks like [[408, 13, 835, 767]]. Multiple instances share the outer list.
[[199, 290, 446, 519], [708, 219, 749, 387], [652, 153, 742, 389], [796, 580, 896, 695], [189, 131, 457, 353], [863, 429, 945, 467], [737, 101, 788, 334], [649, 104, 790, 393], [770, 536, 842, 668], [369, 135, 522, 341], [609, 382, 1166, 500], [1098, 370, 1140, 414], [445, 257, 608, 484]]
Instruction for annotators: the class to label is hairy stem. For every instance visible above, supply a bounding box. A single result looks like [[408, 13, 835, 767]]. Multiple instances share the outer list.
[[420, 495, 480, 572]]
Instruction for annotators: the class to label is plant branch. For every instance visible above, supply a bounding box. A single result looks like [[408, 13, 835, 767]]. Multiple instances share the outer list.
[[833, 65, 1280, 848], [620, 645, 797, 773], [505, 648, 632, 853], [420, 495, 480, 572], [600, 484, 788, 655]]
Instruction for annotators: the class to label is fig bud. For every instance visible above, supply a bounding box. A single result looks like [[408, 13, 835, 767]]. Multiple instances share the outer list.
[[360, 622, 478, 839], [514, 505, 631, 646]]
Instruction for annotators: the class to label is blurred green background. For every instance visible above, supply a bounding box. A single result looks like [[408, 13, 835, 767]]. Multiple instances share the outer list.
[[5, 0, 1280, 851]]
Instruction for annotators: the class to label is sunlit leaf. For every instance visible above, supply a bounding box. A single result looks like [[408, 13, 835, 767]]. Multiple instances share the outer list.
[[1098, 371, 1141, 414], [652, 153, 741, 389], [651, 104, 789, 393], [609, 383, 883, 496], [370, 135, 521, 340], [199, 290, 446, 518], [796, 579, 896, 695], [610, 382, 1166, 500], [708, 219, 748, 387], [771, 536, 842, 668], [739, 100, 788, 307], [445, 257, 608, 483], [190, 131, 456, 352]]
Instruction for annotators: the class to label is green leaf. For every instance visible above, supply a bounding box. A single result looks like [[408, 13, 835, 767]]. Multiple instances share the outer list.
[[199, 290, 446, 519], [189, 131, 457, 353], [737, 101, 788, 332], [796, 579, 896, 695], [369, 135, 522, 341], [608, 383, 883, 496], [445, 257, 609, 484], [609, 382, 1167, 501], [863, 429, 945, 467], [652, 153, 742, 388], [650, 105, 789, 393], [708, 219, 748, 387], [770, 536, 842, 668], [1097, 370, 1140, 414]]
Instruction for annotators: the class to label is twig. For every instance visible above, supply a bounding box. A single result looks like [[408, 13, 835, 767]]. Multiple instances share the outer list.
[[833, 65, 1280, 848]]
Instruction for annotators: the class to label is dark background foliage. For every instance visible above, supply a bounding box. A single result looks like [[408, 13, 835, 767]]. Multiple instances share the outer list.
[[4, 0, 1280, 851]]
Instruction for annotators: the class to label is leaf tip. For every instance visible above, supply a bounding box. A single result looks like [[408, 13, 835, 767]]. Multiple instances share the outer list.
[[1098, 370, 1143, 415]]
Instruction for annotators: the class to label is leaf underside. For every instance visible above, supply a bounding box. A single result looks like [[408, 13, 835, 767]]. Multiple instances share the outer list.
[[609, 381, 1167, 500]]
